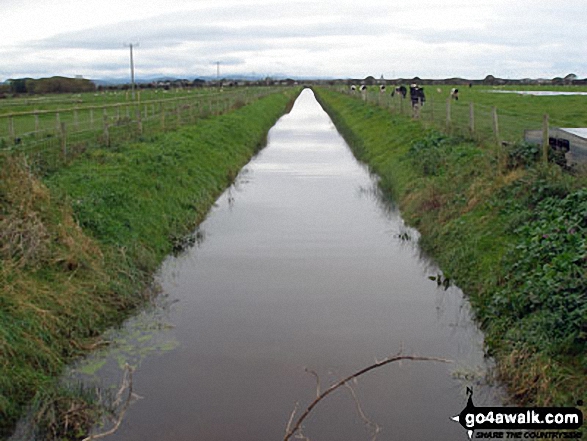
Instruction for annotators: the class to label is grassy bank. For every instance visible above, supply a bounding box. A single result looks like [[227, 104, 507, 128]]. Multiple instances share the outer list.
[[313, 87, 586, 412], [0, 88, 300, 438]]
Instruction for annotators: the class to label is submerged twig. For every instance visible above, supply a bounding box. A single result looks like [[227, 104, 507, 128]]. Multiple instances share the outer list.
[[82, 364, 137, 441], [344, 382, 381, 441], [284, 353, 451, 441], [304, 368, 321, 398]]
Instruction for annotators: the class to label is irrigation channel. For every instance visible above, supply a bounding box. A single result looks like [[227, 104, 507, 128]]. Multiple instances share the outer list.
[[56, 89, 505, 440]]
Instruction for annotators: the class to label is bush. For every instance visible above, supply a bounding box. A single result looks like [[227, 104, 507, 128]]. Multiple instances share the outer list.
[[491, 189, 587, 355], [506, 142, 541, 169], [406, 133, 461, 176]]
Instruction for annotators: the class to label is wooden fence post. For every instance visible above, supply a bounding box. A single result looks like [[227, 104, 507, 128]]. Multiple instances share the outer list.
[[90, 109, 94, 130], [60, 122, 67, 160], [492, 106, 500, 145], [74, 107, 79, 132], [55, 112, 61, 134], [8, 115, 15, 145], [34, 111, 40, 138], [446, 99, 451, 131], [469, 102, 475, 138], [136, 107, 143, 135], [542, 114, 550, 164], [492, 107, 501, 173], [413, 102, 420, 120], [160, 101, 165, 130], [103, 113, 110, 147]]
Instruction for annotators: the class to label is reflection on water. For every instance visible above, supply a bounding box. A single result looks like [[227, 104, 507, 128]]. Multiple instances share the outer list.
[[486, 90, 587, 96], [68, 89, 504, 440]]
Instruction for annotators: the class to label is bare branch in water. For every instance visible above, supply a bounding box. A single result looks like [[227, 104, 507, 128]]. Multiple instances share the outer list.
[[344, 382, 382, 441], [82, 364, 138, 441], [284, 353, 451, 441], [304, 368, 321, 398]]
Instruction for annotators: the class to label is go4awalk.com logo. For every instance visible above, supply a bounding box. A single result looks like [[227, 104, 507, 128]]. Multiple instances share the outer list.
[[450, 388, 584, 439]]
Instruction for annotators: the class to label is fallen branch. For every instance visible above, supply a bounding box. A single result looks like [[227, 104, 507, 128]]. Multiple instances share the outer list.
[[82, 364, 137, 441], [284, 354, 451, 441]]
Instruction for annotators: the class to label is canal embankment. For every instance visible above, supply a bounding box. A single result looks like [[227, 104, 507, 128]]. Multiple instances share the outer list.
[[313, 87, 587, 412], [0, 88, 300, 437], [53, 88, 503, 441]]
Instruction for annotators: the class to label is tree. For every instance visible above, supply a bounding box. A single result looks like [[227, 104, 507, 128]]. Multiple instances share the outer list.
[[8, 78, 28, 94], [564, 73, 577, 85], [483, 75, 496, 85]]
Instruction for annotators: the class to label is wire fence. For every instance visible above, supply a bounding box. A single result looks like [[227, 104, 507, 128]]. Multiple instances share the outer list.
[[335, 87, 585, 172], [0, 87, 283, 174], [345, 88, 549, 146]]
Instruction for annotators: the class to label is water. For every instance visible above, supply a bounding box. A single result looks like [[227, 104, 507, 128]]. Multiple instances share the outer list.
[[68, 89, 503, 440], [486, 90, 587, 96]]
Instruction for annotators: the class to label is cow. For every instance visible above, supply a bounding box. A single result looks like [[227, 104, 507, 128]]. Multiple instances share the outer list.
[[409, 84, 425, 107], [450, 88, 459, 100], [391, 85, 407, 98]]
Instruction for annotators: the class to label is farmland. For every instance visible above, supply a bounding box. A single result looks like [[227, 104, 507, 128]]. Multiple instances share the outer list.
[[339, 84, 587, 148], [0, 86, 283, 175], [1, 82, 586, 438]]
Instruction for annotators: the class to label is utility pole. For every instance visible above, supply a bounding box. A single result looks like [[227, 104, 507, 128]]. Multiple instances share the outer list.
[[216, 61, 220, 80], [124, 42, 139, 100]]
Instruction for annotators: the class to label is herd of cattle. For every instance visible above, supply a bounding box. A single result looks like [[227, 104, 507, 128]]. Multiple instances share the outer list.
[[349, 84, 460, 107]]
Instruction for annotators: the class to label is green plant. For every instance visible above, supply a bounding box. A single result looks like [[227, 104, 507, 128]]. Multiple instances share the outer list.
[[505, 141, 541, 169], [491, 189, 587, 355]]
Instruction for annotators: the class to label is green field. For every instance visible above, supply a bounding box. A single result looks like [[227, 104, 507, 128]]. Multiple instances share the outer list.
[[0, 87, 283, 177], [0, 88, 223, 115], [340, 84, 587, 148]]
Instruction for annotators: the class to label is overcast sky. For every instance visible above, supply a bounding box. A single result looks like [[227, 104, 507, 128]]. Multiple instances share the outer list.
[[1, 0, 586, 82]]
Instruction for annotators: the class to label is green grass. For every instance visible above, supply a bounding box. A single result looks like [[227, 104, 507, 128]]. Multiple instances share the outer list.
[[0, 87, 229, 115], [0, 88, 300, 438], [349, 84, 587, 147], [313, 87, 587, 417]]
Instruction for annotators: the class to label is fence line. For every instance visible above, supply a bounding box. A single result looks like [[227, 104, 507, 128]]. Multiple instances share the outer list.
[[0, 87, 283, 173], [340, 87, 561, 172]]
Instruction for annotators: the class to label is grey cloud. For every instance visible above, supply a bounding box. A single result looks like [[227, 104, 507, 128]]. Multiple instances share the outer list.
[[26, 7, 389, 52]]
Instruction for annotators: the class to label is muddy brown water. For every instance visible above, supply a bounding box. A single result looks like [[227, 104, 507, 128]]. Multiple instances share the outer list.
[[61, 88, 504, 440]]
